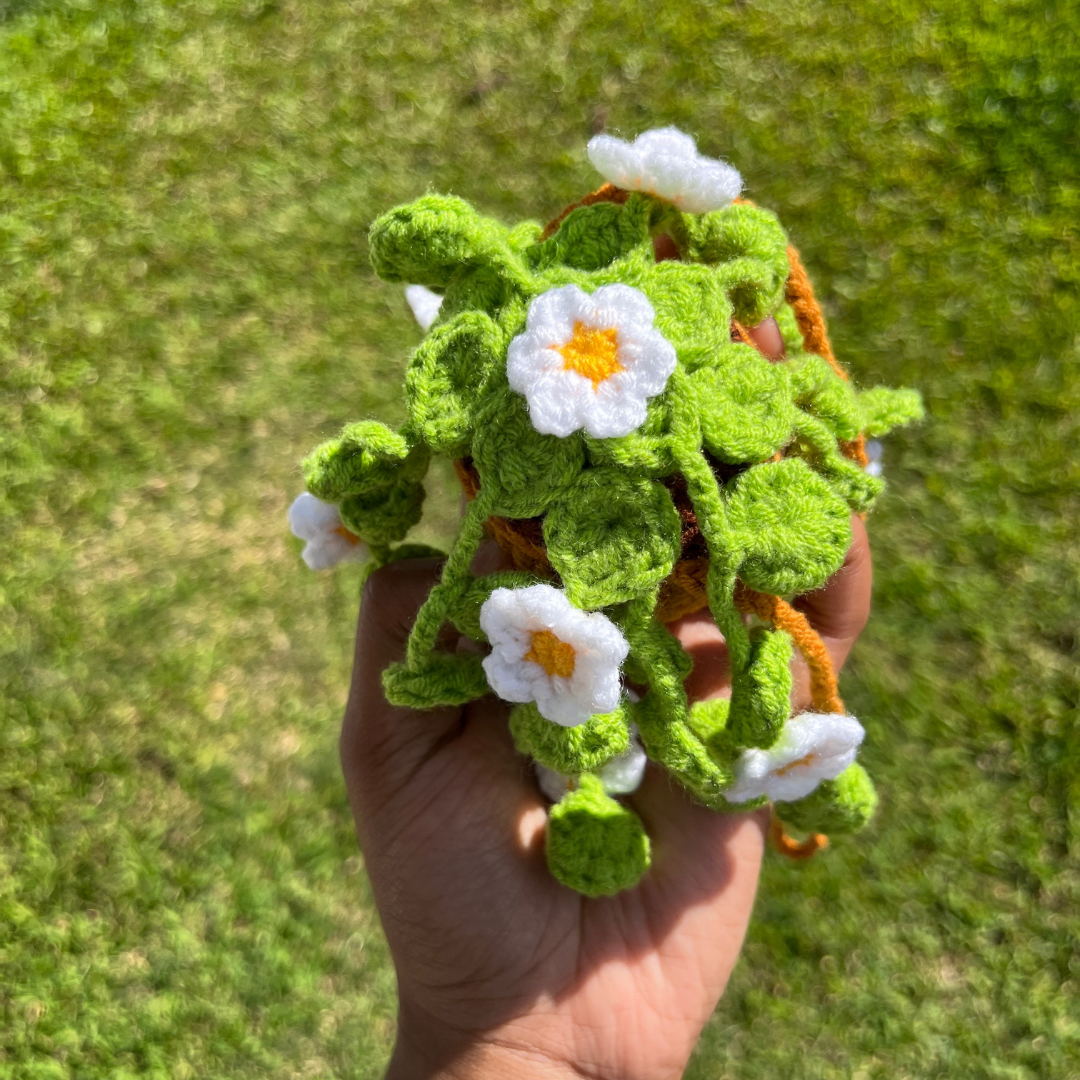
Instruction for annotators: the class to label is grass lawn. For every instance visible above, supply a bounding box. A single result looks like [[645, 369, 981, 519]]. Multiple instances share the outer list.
[[1, 1, 1077, 1076]]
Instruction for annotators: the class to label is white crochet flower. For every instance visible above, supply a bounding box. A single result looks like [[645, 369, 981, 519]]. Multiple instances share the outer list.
[[535, 726, 648, 802], [725, 712, 865, 804], [287, 493, 367, 571], [506, 283, 676, 438], [479, 583, 629, 726], [586, 127, 742, 214], [405, 284, 442, 331]]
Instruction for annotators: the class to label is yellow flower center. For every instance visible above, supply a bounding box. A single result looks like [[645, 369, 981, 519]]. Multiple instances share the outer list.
[[556, 322, 623, 388], [775, 752, 818, 777], [524, 630, 577, 678]]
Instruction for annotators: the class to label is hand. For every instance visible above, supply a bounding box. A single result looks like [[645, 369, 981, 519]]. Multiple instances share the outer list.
[[339, 518, 871, 1080]]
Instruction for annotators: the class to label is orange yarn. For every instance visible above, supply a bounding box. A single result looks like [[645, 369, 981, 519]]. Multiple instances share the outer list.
[[730, 319, 755, 347], [784, 245, 845, 380], [769, 809, 829, 860], [733, 583, 844, 715], [784, 243, 868, 467]]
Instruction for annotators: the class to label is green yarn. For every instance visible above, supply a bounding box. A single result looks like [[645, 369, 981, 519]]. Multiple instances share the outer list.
[[546, 775, 651, 897], [728, 628, 794, 749], [681, 202, 790, 324], [634, 693, 743, 809], [857, 386, 926, 436], [339, 477, 425, 546], [643, 261, 733, 351], [405, 311, 508, 455], [791, 412, 884, 513], [584, 396, 677, 476], [303, 421, 429, 501], [382, 652, 490, 710], [691, 342, 796, 463], [471, 386, 586, 518], [368, 194, 524, 289], [509, 701, 630, 774], [726, 458, 852, 595], [449, 569, 538, 642], [543, 468, 682, 609], [687, 696, 731, 744], [776, 762, 879, 835], [297, 166, 923, 894], [789, 353, 862, 442], [532, 197, 651, 273]]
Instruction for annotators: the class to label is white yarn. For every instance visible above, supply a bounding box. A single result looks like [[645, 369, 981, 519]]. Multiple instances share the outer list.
[[534, 726, 648, 802], [479, 583, 629, 726], [595, 726, 648, 794], [865, 438, 884, 478], [725, 712, 865, 804], [405, 284, 442, 331], [506, 283, 676, 439], [287, 493, 367, 571], [586, 127, 742, 214]]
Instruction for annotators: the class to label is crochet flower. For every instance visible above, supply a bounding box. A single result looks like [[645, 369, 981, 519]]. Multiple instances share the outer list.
[[479, 583, 630, 726], [287, 492, 367, 570], [506, 283, 676, 438], [586, 127, 742, 214], [405, 284, 442, 331], [725, 711, 866, 804]]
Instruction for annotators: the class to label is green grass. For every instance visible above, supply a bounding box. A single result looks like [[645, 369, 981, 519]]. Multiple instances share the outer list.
[[1, 0, 1077, 1076]]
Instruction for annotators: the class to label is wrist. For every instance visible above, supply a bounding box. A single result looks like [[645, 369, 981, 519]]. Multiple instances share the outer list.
[[386, 1001, 579, 1080]]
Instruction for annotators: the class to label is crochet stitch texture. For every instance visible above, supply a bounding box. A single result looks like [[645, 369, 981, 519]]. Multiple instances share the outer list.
[[291, 128, 923, 897]]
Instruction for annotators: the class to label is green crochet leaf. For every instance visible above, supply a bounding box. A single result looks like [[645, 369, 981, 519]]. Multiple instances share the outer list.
[[339, 478, 425, 546], [438, 265, 523, 324], [727, 458, 851, 595], [728, 627, 793, 749], [543, 468, 682, 609], [531, 197, 651, 273], [788, 352, 862, 441], [381, 653, 490, 709], [471, 386, 586, 518], [405, 311, 507, 455], [641, 261, 732, 351], [302, 421, 428, 501], [682, 202, 789, 325], [546, 775, 650, 897], [691, 342, 796, 463], [448, 569, 539, 642], [633, 692, 738, 809], [775, 761, 879, 835], [687, 696, 731, 744], [509, 701, 630, 774], [584, 395, 677, 475], [821, 455, 884, 513], [368, 194, 522, 288], [857, 386, 925, 436]]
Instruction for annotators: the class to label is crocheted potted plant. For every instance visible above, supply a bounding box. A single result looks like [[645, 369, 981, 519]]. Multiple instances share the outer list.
[[290, 128, 922, 897]]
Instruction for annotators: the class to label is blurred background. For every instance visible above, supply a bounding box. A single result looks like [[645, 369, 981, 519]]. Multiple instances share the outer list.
[[1, 1, 1077, 1076]]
